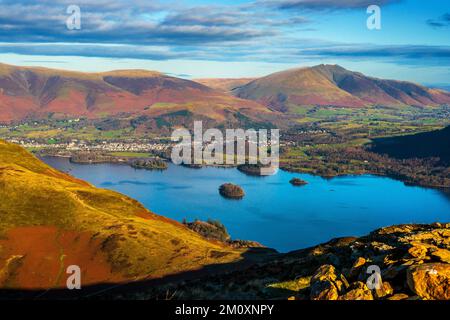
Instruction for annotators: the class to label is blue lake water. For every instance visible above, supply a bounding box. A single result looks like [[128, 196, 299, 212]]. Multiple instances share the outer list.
[[43, 157, 450, 252]]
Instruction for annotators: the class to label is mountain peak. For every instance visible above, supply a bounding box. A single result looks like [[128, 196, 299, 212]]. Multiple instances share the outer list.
[[0, 62, 272, 124], [233, 65, 450, 111]]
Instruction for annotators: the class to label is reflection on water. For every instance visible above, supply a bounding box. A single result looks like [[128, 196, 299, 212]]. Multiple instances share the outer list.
[[43, 156, 450, 252]]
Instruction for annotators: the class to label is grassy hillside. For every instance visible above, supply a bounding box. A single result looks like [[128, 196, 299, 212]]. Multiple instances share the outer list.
[[0, 62, 272, 126], [195, 78, 255, 93], [233, 64, 450, 112], [0, 140, 247, 290]]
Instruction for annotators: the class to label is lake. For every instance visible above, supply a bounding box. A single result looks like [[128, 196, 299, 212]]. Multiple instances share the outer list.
[[43, 157, 450, 252]]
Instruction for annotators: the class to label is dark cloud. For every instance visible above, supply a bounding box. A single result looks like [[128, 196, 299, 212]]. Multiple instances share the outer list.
[[0, 1, 302, 46], [306, 45, 450, 59], [264, 0, 401, 10], [427, 13, 450, 28], [1, 41, 449, 68], [0, 0, 445, 70]]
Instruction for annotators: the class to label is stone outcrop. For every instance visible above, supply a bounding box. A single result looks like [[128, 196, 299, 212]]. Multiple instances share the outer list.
[[407, 263, 450, 300], [159, 223, 450, 300]]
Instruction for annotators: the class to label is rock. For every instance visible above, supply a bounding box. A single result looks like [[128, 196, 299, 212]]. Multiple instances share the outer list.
[[373, 281, 394, 299], [339, 274, 350, 290], [383, 254, 399, 266], [376, 225, 415, 235], [406, 296, 422, 300], [369, 241, 395, 253], [387, 293, 409, 300], [436, 229, 450, 238], [430, 248, 450, 264], [310, 280, 339, 300], [408, 244, 428, 259], [349, 257, 366, 279], [382, 265, 407, 280], [407, 263, 450, 300], [311, 265, 337, 283], [310, 265, 339, 300], [338, 282, 374, 300], [334, 274, 350, 294]]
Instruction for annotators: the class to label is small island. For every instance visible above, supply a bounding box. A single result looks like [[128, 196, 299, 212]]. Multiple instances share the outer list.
[[290, 178, 308, 186], [131, 159, 168, 170], [219, 183, 245, 199]]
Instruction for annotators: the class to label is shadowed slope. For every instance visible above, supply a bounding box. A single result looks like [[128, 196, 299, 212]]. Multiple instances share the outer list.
[[371, 126, 450, 165]]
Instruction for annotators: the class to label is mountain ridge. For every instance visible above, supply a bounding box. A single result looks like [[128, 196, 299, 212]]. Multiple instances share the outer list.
[[0, 63, 271, 124], [232, 64, 450, 111]]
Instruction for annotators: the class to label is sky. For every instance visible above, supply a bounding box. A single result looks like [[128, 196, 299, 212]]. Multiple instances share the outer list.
[[0, 0, 449, 84]]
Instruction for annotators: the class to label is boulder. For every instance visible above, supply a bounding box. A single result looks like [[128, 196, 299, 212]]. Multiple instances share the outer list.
[[311, 265, 337, 283], [338, 282, 374, 300], [349, 257, 366, 279], [310, 280, 339, 300], [407, 244, 428, 259], [334, 275, 350, 294], [430, 248, 450, 264], [373, 281, 394, 299], [310, 265, 339, 300], [407, 263, 450, 300], [387, 293, 409, 300]]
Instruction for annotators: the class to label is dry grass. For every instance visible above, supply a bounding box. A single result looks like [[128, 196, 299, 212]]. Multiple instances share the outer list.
[[0, 140, 246, 289]]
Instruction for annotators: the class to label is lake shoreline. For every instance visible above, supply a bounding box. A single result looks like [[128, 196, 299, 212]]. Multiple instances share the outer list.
[[38, 151, 450, 191], [41, 156, 450, 253]]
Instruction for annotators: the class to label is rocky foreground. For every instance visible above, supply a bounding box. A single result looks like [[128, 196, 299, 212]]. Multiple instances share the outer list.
[[135, 223, 450, 300]]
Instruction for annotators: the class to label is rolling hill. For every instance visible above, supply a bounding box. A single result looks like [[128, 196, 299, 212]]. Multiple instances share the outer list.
[[0, 63, 272, 125], [195, 78, 255, 93], [232, 64, 450, 112], [0, 140, 252, 290]]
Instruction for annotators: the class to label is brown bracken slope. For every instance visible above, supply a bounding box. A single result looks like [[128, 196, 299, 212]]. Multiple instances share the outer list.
[[0, 140, 248, 290], [0, 63, 271, 124], [233, 64, 450, 112]]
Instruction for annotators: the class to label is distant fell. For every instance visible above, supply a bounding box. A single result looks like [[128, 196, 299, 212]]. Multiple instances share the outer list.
[[233, 64, 450, 112], [0, 63, 271, 125]]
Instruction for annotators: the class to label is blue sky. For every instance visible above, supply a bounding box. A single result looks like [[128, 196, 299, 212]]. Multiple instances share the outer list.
[[0, 0, 449, 84]]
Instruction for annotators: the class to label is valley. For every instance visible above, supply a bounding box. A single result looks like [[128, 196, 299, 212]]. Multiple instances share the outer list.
[[0, 62, 449, 300]]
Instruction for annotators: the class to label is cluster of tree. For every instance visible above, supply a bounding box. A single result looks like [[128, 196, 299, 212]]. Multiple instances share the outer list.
[[131, 158, 168, 170], [183, 218, 231, 242], [281, 145, 450, 188]]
